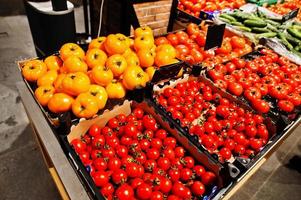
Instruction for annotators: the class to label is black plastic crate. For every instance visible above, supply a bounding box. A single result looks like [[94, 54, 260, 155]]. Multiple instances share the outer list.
[[145, 67, 284, 180], [58, 100, 224, 200]]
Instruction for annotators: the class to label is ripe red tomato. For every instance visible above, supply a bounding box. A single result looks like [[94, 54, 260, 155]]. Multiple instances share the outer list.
[[115, 184, 134, 200], [71, 138, 87, 154], [201, 171, 216, 185], [191, 181, 206, 196], [249, 138, 263, 151], [92, 171, 109, 187], [186, 23, 200, 36], [244, 87, 262, 102], [136, 183, 153, 200], [278, 100, 294, 112], [167, 33, 179, 46], [159, 177, 172, 194], [252, 99, 270, 113], [107, 157, 121, 171], [219, 147, 232, 160], [100, 183, 114, 197], [228, 82, 243, 96], [151, 191, 164, 200], [112, 169, 127, 184], [287, 93, 301, 106], [232, 58, 246, 69], [88, 124, 101, 137]]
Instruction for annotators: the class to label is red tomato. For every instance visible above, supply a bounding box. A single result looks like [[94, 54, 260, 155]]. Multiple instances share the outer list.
[[115, 184, 134, 200], [191, 181, 206, 196], [89, 124, 101, 137], [92, 171, 109, 187], [278, 100, 294, 112], [228, 82, 243, 96], [167, 33, 179, 46], [71, 138, 87, 154], [252, 99, 270, 113]]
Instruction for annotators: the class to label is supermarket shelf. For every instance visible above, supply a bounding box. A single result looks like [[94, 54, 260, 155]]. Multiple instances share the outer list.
[[16, 81, 90, 200]]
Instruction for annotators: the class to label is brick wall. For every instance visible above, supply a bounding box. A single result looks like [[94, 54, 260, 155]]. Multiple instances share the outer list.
[[132, 0, 172, 36]]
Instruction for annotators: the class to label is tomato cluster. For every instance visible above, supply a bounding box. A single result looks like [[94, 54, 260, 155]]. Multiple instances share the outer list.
[[208, 49, 301, 113], [155, 23, 252, 67], [71, 108, 217, 199], [23, 26, 180, 119], [177, 0, 246, 18], [157, 79, 270, 161], [267, 1, 301, 22]]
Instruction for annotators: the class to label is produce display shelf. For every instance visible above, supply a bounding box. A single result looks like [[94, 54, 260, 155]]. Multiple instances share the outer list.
[[17, 79, 301, 200]]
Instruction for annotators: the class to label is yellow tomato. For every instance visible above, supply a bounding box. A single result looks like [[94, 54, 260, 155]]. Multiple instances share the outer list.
[[88, 84, 108, 109], [88, 37, 106, 50], [22, 60, 47, 82], [104, 34, 130, 55], [72, 93, 99, 119], [156, 44, 176, 58], [48, 93, 74, 113], [62, 72, 91, 96], [137, 49, 155, 68], [37, 70, 58, 86], [91, 65, 113, 86], [85, 48, 107, 69], [63, 55, 88, 73], [106, 54, 127, 77], [34, 85, 55, 106], [134, 26, 153, 38], [60, 43, 85, 61], [124, 52, 140, 67], [122, 66, 149, 90], [106, 80, 126, 99], [44, 55, 63, 71], [134, 35, 154, 52]]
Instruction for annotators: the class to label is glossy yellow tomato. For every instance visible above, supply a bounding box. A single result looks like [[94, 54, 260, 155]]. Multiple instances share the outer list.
[[85, 48, 107, 69], [63, 55, 88, 73], [91, 65, 113, 86], [134, 26, 153, 38], [44, 55, 63, 71], [106, 54, 127, 77], [22, 60, 47, 82], [104, 34, 130, 55], [37, 70, 58, 87], [60, 43, 85, 61], [134, 35, 154, 52], [62, 72, 91, 96], [88, 84, 108, 109], [88, 37, 106, 50], [53, 73, 66, 92], [48, 93, 74, 113], [124, 51, 140, 67], [72, 93, 99, 118], [156, 44, 176, 58], [122, 66, 149, 90], [106, 80, 126, 99], [137, 49, 155, 68], [154, 51, 177, 67], [34, 85, 55, 106]]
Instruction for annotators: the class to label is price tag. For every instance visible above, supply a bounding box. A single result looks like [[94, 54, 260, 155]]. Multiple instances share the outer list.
[[151, 62, 183, 83], [282, 8, 299, 22], [204, 24, 225, 50]]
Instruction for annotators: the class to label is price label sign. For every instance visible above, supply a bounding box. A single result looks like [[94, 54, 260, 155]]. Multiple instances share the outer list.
[[204, 24, 226, 50]]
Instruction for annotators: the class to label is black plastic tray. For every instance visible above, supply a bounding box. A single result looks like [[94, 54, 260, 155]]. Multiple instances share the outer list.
[[145, 67, 289, 180], [58, 100, 222, 200]]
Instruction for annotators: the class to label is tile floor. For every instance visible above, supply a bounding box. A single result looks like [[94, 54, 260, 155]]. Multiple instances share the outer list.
[[0, 7, 300, 200]]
